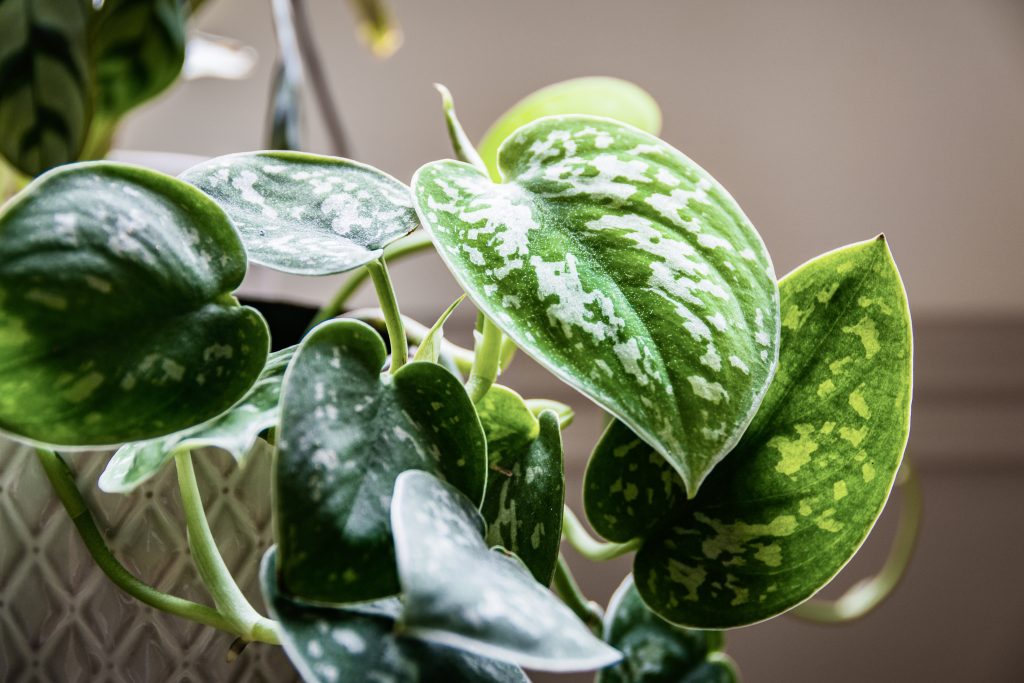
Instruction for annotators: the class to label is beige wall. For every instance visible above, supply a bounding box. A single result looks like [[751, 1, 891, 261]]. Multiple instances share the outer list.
[[118, 0, 1024, 317]]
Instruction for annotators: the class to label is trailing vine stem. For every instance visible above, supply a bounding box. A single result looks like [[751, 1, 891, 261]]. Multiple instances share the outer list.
[[366, 256, 408, 372], [173, 450, 279, 644], [552, 554, 604, 635], [465, 314, 503, 402], [34, 449, 279, 645], [308, 230, 434, 330], [562, 505, 641, 561], [789, 460, 922, 624]]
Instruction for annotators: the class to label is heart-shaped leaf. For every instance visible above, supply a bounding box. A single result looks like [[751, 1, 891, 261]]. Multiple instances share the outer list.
[[0, 0, 92, 176], [599, 575, 738, 683], [91, 0, 188, 121], [99, 346, 295, 493], [392, 469, 621, 672], [181, 151, 418, 275], [478, 77, 662, 180], [0, 162, 270, 448], [477, 385, 564, 584], [276, 319, 487, 604], [414, 116, 780, 497], [585, 237, 912, 628], [261, 547, 529, 683]]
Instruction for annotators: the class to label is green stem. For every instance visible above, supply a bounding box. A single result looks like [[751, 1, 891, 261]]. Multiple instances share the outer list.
[[35, 449, 278, 643], [789, 460, 922, 624], [465, 315, 503, 402], [308, 231, 434, 330], [366, 257, 407, 372], [174, 450, 279, 643], [552, 554, 603, 634], [562, 505, 640, 561]]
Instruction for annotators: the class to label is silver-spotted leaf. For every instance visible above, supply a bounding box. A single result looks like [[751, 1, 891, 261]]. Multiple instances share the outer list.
[[182, 151, 418, 275], [260, 547, 529, 683], [599, 575, 738, 683], [91, 0, 188, 121], [414, 116, 780, 497], [0, 0, 92, 176], [276, 320, 487, 604], [478, 388, 564, 584], [586, 237, 912, 628], [99, 346, 295, 493], [478, 77, 662, 181], [392, 470, 620, 672], [0, 162, 270, 447]]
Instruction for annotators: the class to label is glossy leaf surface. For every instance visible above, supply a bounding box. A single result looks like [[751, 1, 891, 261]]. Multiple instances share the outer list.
[[91, 0, 188, 120], [0, 0, 91, 176], [478, 77, 662, 180], [261, 547, 528, 683], [99, 346, 295, 493], [415, 116, 779, 497], [392, 470, 620, 672], [0, 162, 269, 447], [276, 320, 486, 604], [586, 238, 912, 627], [478, 386, 564, 584], [182, 151, 418, 275], [599, 575, 737, 683]]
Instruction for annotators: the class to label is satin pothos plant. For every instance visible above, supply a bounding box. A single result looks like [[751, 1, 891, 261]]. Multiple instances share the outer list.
[[0, 78, 916, 681]]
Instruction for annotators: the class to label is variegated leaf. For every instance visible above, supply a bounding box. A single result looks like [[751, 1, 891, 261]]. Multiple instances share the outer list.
[[477, 385, 564, 584], [414, 116, 780, 497], [478, 77, 662, 180], [585, 237, 912, 627], [0, 162, 269, 448], [182, 152, 418, 275], [260, 547, 529, 683], [392, 470, 621, 672], [0, 0, 92, 176], [90, 0, 188, 120], [599, 575, 738, 683], [275, 320, 487, 604], [98, 346, 295, 493]]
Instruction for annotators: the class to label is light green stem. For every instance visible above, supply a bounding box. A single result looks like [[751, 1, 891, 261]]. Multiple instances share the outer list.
[[308, 231, 434, 329], [562, 505, 640, 561], [552, 554, 603, 634], [789, 460, 922, 624], [36, 449, 278, 644], [366, 257, 408, 372], [174, 450, 280, 643], [465, 315, 503, 402]]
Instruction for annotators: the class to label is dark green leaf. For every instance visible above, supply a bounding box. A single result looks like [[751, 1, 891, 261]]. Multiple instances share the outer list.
[[0, 162, 269, 447], [392, 470, 620, 672], [182, 152, 418, 275], [414, 116, 780, 497], [599, 574, 738, 683], [586, 237, 912, 627], [276, 320, 487, 604], [478, 389, 564, 584], [477, 77, 662, 181], [0, 0, 92, 176], [260, 547, 529, 683], [98, 346, 295, 493], [90, 0, 187, 120]]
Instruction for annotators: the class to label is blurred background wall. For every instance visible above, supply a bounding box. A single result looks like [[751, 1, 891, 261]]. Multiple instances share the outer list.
[[113, 1, 1023, 680]]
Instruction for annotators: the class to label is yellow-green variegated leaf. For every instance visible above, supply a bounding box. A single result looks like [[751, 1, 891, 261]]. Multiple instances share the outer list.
[[414, 116, 779, 497], [585, 237, 912, 628], [0, 162, 269, 448], [598, 575, 738, 683], [275, 320, 487, 604], [0, 0, 92, 176], [98, 346, 295, 493], [478, 78, 661, 181], [392, 470, 621, 672], [182, 152, 418, 275]]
